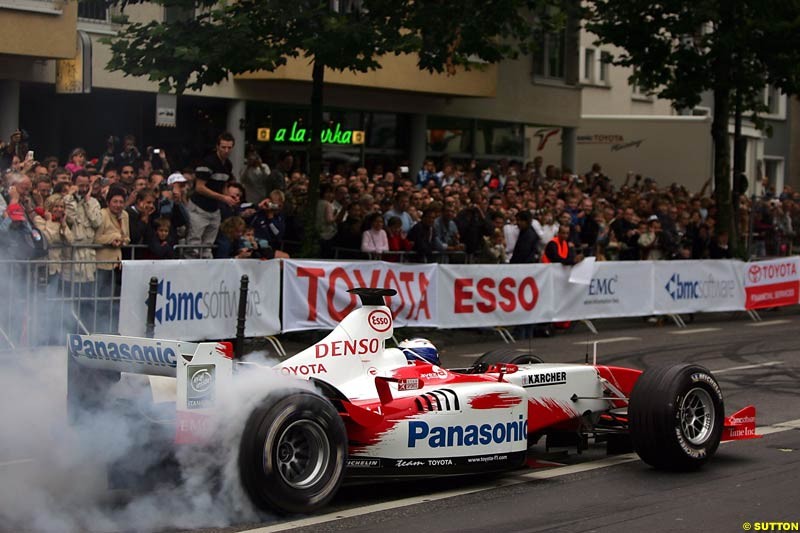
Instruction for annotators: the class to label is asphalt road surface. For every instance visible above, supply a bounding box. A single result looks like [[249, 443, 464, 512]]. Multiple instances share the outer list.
[[2, 309, 799, 533]]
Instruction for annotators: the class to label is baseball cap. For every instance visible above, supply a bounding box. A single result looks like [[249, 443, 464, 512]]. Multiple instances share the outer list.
[[6, 204, 26, 222], [167, 172, 188, 185], [648, 214, 659, 222]]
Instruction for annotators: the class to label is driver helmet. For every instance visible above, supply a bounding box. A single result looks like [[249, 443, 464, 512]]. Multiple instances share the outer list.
[[398, 338, 440, 366]]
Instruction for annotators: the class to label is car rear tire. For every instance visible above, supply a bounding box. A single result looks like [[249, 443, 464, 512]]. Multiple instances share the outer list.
[[473, 347, 544, 372], [629, 364, 724, 471], [239, 391, 347, 515]]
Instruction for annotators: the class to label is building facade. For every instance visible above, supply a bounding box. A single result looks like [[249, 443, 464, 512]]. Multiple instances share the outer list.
[[1, 1, 582, 176]]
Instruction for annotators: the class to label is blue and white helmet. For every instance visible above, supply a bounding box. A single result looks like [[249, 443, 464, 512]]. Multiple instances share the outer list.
[[398, 338, 440, 366]]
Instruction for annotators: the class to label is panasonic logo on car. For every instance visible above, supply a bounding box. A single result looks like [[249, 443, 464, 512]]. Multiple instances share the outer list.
[[664, 273, 735, 301], [68, 334, 177, 368], [407, 415, 527, 448]]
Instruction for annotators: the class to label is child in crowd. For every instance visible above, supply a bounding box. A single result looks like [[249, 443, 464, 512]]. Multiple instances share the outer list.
[[482, 228, 507, 263], [147, 217, 176, 259]]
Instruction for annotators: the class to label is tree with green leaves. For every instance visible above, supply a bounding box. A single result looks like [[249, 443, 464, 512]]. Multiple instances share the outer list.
[[103, 0, 562, 256], [585, 0, 800, 253]]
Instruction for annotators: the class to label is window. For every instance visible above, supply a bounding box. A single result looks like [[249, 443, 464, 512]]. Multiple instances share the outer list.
[[474, 121, 524, 157], [599, 51, 612, 85], [330, 0, 363, 13], [427, 116, 473, 155], [630, 69, 651, 100], [763, 157, 784, 187], [582, 48, 596, 83], [763, 85, 785, 118], [165, 4, 194, 23], [77, 0, 107, 21], [364, 113, 398, 149], [534, 31, 566, 80]]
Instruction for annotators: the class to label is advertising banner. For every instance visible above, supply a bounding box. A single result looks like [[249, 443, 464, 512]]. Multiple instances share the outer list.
[[282, 260, 437, 331], [552, 261, 654, 321], [120, 259, 281, 340], [653, 260, 744, 314], [743, 257, 800, 310], [436, 264, 553, 328]]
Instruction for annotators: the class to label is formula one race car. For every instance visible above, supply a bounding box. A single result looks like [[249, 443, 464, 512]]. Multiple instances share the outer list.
[[67, 288, 759, 515]]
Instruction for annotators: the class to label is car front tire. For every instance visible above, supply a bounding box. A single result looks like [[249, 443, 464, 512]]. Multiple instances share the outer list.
[[239, 391, 347, 514], [629, 364, 724, 471]]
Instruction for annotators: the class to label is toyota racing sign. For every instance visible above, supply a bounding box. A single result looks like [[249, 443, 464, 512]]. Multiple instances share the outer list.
[[281, 260, 437, 331], [743, 257, 800, 309]]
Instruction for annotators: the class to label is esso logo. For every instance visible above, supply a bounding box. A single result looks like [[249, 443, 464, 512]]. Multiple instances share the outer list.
[[748, 265, 762, 284], [368, 309, 392, 332]]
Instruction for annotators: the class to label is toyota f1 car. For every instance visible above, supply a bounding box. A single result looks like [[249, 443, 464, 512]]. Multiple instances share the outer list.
[[67, 288, 759, 515]]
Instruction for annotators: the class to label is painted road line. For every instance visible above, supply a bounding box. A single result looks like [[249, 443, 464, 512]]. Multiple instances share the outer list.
[[714, 361, 783, 374], [0, 459, 33, 468], [238, 417, 800, 533], [747, 319, 792, 327], [758, 419, 800, 436], [669, 327, 721, 335], [574, 337, 640, 345]]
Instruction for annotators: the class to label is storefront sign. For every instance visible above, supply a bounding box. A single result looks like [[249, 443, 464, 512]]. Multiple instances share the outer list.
[[257, 121, 365, 145], [156, 93, 177, 128]]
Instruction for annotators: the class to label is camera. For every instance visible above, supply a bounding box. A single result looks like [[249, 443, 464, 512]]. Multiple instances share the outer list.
[[153, 149, 161, 155]]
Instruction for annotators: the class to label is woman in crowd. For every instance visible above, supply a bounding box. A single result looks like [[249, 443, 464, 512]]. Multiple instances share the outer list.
[[32, 193, 75, 342], [94, 187, 130, 332], [214, 215, 253, 259], [36, 193, 73, 270], [361, 212, 389, 256]]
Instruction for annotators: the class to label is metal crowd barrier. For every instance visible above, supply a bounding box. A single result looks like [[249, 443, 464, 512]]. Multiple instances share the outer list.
[[0, 242, 222, 351], [0, 258, 123, 350]]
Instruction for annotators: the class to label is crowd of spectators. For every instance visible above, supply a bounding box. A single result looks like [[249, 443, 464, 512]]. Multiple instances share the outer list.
[[2, 128, 800, 278]]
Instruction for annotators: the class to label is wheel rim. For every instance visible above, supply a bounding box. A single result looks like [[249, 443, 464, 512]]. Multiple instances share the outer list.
[[269, 420, 330, 489], [679, 387, 715, 445]]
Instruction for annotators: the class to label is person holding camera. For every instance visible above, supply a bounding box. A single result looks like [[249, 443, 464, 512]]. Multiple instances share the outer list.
[[158, 172, 190, 244], [251, 191, 286, 251], [0, 130, 30, 173], [63, 170, 103, 290], [117, 135, 141, 168], [240, 147, 274, 203]]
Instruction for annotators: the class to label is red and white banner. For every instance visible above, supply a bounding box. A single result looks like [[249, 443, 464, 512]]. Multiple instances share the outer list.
[[436, 264, 553, 328], [120, 259, 282, 340], [552, 261, 654, 321], [743, 257, 800, 310], [652, 260, 744, 314], [282, 260, 437, 331]]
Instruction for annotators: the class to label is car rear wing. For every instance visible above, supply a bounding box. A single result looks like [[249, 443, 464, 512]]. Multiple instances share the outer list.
[[67, 333, 235, 444]]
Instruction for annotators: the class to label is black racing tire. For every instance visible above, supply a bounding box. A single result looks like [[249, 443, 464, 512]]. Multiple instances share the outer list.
[[473, 347, 544, 371], [629, 364, 724, 471], [239, 391, 347, 515]]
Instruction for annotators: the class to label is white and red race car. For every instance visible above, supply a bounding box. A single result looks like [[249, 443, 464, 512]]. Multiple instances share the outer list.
[[67, 288, 758, 515]]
